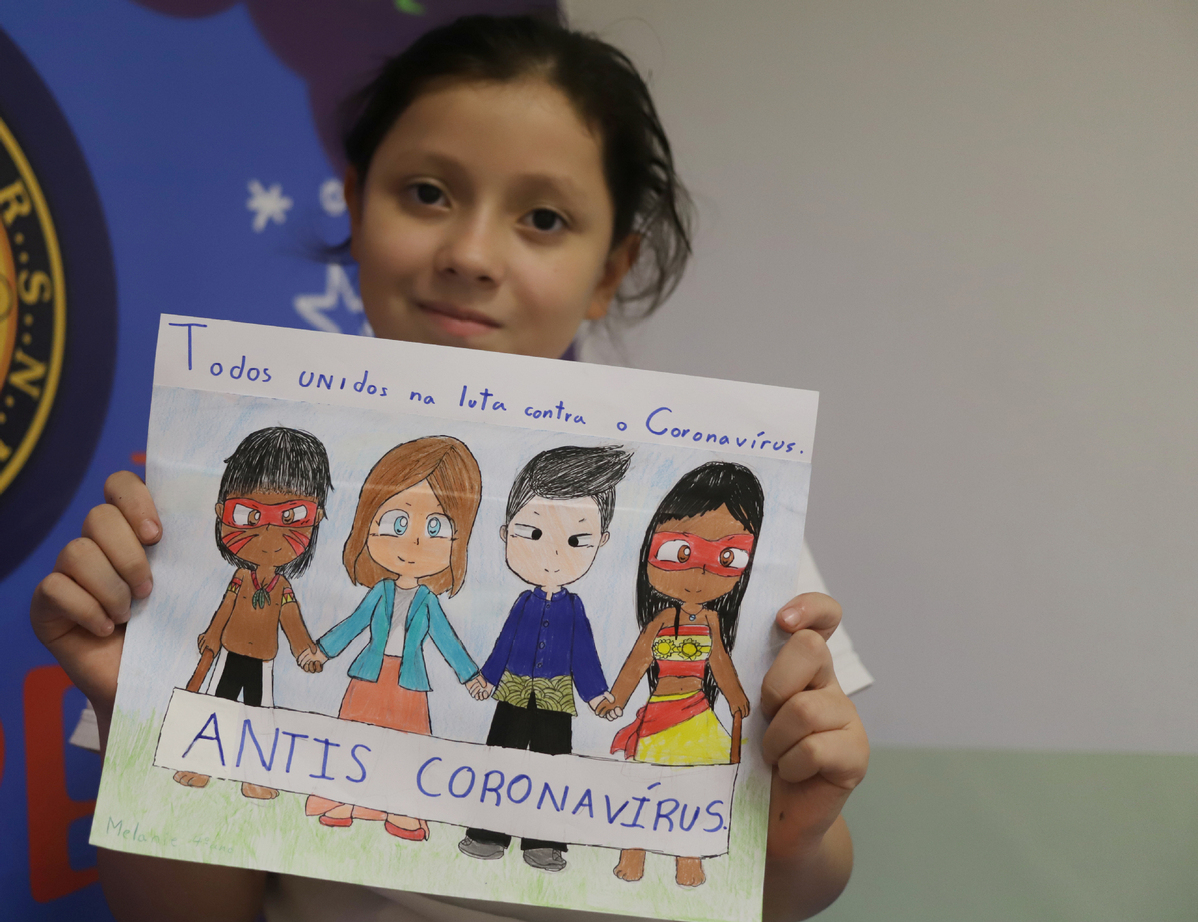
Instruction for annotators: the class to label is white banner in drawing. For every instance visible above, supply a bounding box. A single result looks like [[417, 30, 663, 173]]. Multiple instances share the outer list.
[[155, 690, 738, 855]]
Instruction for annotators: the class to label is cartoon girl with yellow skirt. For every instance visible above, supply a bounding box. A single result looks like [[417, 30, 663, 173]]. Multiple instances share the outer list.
[[599, 461, 761, 888]]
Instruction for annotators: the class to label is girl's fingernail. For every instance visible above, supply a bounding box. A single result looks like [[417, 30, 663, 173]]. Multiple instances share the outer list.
[[781, 607, 802, 630], [140, 521, 160, 542], [101, 619, 115, 636], [134, 578, 153, 599]]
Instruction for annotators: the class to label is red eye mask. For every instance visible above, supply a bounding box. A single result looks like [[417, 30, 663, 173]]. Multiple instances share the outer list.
[[220, 498, 317, 556], [648, 531, 755, 577]]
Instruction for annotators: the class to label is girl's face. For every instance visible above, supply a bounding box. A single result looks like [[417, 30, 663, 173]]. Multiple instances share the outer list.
[[647, 505, 752, 606], [366, 479, 454, 580], [346, 78, 637, 358]]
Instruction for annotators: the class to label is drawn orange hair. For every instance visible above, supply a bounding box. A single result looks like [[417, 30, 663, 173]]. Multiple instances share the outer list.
[[342, 436, 481, 596]]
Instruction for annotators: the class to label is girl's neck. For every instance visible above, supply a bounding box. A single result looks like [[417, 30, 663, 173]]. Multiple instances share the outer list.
[[679, 601, 705, 616], [395, 574, 420, 590], [255, 564, 276, 582]]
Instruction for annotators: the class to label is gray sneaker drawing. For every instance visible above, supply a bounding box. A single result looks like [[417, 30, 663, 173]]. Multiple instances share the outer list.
[[522, 847, 567, 872], [458, 836, 506, 860]]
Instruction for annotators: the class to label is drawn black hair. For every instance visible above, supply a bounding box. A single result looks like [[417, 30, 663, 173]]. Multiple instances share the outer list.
[[505, 444, 632, 533], [339, 13, 694, 320], [636, 461, 765, 707], [215, 427, 333, 579]]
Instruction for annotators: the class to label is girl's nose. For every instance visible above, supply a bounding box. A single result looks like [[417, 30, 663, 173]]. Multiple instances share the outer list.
[[434, 213, 504, 285]]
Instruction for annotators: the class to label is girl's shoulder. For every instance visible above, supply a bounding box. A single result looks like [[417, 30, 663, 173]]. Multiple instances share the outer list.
[[649, 607, 678, 630]]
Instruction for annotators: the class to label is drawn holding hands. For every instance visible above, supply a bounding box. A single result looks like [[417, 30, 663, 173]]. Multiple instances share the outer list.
[[589, 691, 620, 721], [297, 646, 328, 673], [465, 674, 493, 700], [296, 645, 325, 674]]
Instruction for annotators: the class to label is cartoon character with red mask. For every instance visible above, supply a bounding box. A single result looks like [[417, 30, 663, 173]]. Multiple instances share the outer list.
[[597, 461, 761, 889], [172, 427, 332, 800]]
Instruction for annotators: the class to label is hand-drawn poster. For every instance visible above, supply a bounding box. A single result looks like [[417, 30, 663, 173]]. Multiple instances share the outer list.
[[92, 314, 819, 922]]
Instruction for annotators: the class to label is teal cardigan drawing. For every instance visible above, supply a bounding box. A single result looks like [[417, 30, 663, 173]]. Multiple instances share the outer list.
[[317, 580, 479, 691]]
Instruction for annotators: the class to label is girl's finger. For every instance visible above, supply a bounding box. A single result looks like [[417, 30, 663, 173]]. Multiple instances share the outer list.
[[82, 503, 154, 601], [103, 470, 162, 545], [774, 725, 869, 789], [760, 685, 857, 765], [31, 570, 117, 643], [759, 628, 836, 719], [775, 592, 841, 638], [54, 536, 133, 624]]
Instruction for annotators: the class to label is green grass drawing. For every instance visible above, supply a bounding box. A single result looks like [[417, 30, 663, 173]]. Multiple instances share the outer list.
[[95, 709, 769, 922]]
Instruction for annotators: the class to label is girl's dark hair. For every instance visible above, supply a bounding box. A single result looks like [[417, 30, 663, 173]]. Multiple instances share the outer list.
[[216, 427, 333, 580], [636, 462, 765, 707], [342, 13, 693, 319]]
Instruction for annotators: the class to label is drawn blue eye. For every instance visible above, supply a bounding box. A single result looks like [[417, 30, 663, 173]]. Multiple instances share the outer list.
[[378, 510, 409, 536], [426, 514, 452, 538]]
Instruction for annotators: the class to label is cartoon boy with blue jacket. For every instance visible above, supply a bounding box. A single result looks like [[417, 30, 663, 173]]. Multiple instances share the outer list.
[[459, 444, 631, 871]]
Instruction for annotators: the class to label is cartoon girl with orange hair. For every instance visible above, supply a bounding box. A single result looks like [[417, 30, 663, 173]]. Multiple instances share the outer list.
[[301, 436, 488, 841]]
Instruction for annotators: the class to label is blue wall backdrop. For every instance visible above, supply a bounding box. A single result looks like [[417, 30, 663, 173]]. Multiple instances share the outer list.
[[0, 2, 551, 916]]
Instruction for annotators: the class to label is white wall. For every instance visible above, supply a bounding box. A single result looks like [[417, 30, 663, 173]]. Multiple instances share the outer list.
[[566, 0, 1198, 754]]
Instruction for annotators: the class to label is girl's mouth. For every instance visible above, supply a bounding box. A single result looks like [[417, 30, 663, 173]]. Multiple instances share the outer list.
[[417, 301, 502, 339]]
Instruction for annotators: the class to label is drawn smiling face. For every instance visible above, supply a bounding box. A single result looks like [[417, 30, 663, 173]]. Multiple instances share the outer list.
[[216, 490, 322, 569], [366, 478, 455, 582], [647, 504, 752, 607], [503, 494, 608, 593]]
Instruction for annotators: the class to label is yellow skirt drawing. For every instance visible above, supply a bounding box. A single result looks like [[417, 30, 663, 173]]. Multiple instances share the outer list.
[[633, 692, 732, 766]]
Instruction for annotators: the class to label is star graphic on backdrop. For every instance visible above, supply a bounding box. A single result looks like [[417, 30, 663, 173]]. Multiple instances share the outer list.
[[294, 263, 371, 335], [246, 179, 293, 232]]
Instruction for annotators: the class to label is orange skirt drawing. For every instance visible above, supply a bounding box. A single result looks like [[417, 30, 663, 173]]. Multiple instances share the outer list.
[[305, 655, 430, 823]]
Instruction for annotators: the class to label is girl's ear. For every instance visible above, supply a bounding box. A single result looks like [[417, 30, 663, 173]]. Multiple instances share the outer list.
[[586, 233, 641, 321], [344, 165, 362, 262]]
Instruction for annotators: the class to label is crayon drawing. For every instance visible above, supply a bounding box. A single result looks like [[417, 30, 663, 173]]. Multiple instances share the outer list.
[[94, 316, 818, 922]]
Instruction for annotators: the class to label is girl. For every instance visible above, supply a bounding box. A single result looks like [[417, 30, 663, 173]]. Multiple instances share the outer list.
[[30, 13, 868, 922], [600, 462, 762, 888], [300, 436, 487, 840]]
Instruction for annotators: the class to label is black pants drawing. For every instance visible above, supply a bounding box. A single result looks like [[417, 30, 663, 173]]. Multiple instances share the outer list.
[[213, 651, 264, 707], [466, 695, 572, 852]]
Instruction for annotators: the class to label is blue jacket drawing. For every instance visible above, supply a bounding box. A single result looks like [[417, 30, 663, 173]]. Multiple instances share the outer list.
[[317, 580, 479, 691]]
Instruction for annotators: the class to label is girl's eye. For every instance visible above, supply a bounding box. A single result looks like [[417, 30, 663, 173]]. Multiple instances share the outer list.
[[568, 533, 596, 548], [525, 208, 566, 233], [410, 182, 446, 207], [719, 547, 750, 570], [231, 504, 258, 527], [510, 523, 542, 541], [426, 514, 453, 538], [655, 539, 691, 563], [282, 504, 309, 525], [378, 509, 409, 536]]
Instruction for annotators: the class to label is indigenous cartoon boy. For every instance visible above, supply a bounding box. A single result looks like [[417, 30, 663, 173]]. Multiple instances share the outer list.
[[172, 427, 332, 800], [459, 445, 630, 872]]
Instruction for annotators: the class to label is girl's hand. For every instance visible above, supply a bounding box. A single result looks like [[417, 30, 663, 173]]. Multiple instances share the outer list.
[[759, 593, 869, 858], [29, 472, 161, 736], [727, 690, 751, 719]]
